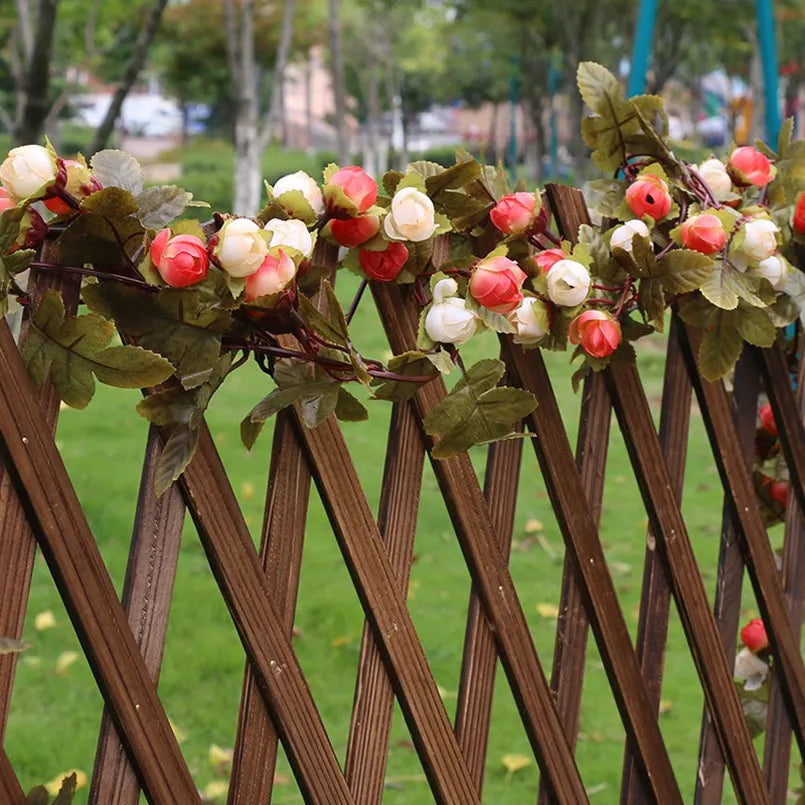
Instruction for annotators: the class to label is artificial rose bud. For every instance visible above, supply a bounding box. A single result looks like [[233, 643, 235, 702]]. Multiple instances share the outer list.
[[0, 187, 15, 213], [469, 255, 526, 313], [545, 259, 591, 307], [325, 166, 377, 216], [44, 158, 98, 215], [535, 248, 567, 273], [0, 144, 57, 201], [758, 402, 778, 437], [734, 647, 769, 691], [358, 241, 409, 281], [625, 174, 672, 220], [729, 146, 775, 187], [384, 187, 438, 242], [272, 170, 324, 216], [330, 214, 380, 248], [610, 219, 650, 253], [510, 297, 549, 344], [769, 479, 789, 506], [739, 218, 779, 262], [753, 254, 787, 290], [424, 277, 478, 345], [793, 191, 805, 235], [697, 158, 733, 200], [680, 213, 727, 255], [264, 218, 314, 258], [489, 192, 540, 235], [245, 249, 297, 300], [568, 310, 622, 358], [214, 217, 269, 277], [740, 618, 769, 653], [150, 229, 209, 288]]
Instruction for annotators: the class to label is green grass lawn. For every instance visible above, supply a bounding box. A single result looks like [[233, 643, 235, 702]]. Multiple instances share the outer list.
[[4, 273, 788, 803]]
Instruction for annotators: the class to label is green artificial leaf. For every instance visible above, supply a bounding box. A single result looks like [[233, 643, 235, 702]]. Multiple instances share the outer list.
[[154, 426, 199, 495], [638, 278, 666, 330], [577, 61, 624, 116], [22, 291, 175, 409], [425, 154, 481, 197], [0, 636, 30, 654], [0, 208, 30, 315], [695, 307, 744, 381], [735, 304, 776, 347], [52, 773, 78, 805], [585, 178, 626, 219], [297, 281, 349, 348], [777, 117, 794, 158], [425, 349, 455, 374], [371, 350, 438, 401], [699, 261, 740, 310], [271, 189, 317, 224], [135, 185, 193, 229], [383, 170, 405, 196], [90, 150, 144, 195], [0, 206, 24, 253], [423, 358, 536, 458], [82, 283, 229, 389], [740, 693, 769, 739], [658, 250, 714, 294], [465, 295, 516, 333], [436, 189, 491, 231], [334, 387, 368, 421]]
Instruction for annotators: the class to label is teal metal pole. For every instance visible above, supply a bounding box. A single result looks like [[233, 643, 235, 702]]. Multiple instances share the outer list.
[[627, 0, 658, 97], [755, 0, 781, 145]]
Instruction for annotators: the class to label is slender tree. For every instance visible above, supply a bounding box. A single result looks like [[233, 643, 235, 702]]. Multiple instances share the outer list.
[[329, 0, 349, 164]]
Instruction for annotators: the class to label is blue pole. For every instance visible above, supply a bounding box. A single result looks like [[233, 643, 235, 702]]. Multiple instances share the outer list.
[[627, 0, 658, 97], [755, 0, 781, 145]]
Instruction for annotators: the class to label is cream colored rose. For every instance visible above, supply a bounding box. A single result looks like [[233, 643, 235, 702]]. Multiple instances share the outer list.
[[740, 218, 779, 263], [751, 254, 787, 290], [384, 187, 438, 242], [610, 219, 650, 253], [697, 158, 733, 200], [424, 278, 478, 345], [546, 259, 591, 307], [510, 297, 549, 344], [215, 218, 269, 277], [0, 145, 57, 200], [272, 171, 324, 216], [734, 647, 769, 692], [264, 218, 313, 258]]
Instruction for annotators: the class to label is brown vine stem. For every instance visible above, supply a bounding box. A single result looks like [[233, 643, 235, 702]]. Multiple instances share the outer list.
[[345, 278, 368, 324], [29, 261, 158, 291]]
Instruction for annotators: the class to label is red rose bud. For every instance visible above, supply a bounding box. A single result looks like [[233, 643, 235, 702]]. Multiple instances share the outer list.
[[245, 249, 297, 300], [793, 192, 805, 235], [325, 166, 377, 216], [740, 618, 769, 653], [535, 248, 566, 273], [758, 402, 778, 437], [469, 255, 527, 313], [22, 208, 47, 249], [151, 228, 209, 288], [489, 192, 540, 235], [358, 241, 409, 281], [680, 213, 727, 255], [728, 146, 775, 187], [330, 214, 380, 247], [769, 480, 789, 506], [0, 187, 15, 213], [568, 310, 622, 358], [625, 174, 672, 220]]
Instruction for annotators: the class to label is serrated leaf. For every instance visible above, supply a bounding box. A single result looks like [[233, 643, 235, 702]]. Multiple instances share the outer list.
[[0, 208, 28, 315], [699, 261, 740, 310], [334, 387, 368, 421], [135, 185, 193, 229], [638, 278, 666, 330], [383, 170, 405, 196], [0, 636, 30, 654], [155, 426, 199, 495], [425, 349, 455, 374], [695, 308, 743, 381], [658, 250, 714, 294], [425, 156, 481, 198], [372, 350, 438, 401], [735, 304, 776, 347], [297, 281, 349, 347], [577, 62, 623, 116], [91, 149, 144, 195], [171, 218, 205, 239]]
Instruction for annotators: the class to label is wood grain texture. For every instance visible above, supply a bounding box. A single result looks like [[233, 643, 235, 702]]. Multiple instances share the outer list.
[[228, 413, 312, 805], [0, 319, 200, 804], [344, 400, 427, 803], [0, 745, 25, 804], [89, 425, 186, 805], [694, 352, 758, 805]]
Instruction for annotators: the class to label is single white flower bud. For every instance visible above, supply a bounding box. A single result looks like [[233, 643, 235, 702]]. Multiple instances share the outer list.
[[272, 171, 324, 216], [610, 219, 650, 253], [510, 297, 549, 344], [697, 158, 733, 200], [384, 187, 438, 242], [546, 259, 591, 307], [425, 279, 478, 345], [264, 218, 313, 258], [0, 144, 57, 200], [215, 217, 268, 277]]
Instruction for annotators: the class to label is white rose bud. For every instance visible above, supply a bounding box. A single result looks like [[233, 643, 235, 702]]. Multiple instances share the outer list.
[[734, 647, 769, 692], [697, 158, 733, 200], [740, 218, 779, 263], [272, 170, 324, 216], [610, 219, 650, 253], [384, 187, 438, 242], [752, 254, 787, 290], [424, 278, 478, 345], [510, 297, 549, 344], [215, 217, 269, 277], [546, 259, 591, 307], [264, 218, 313, 259], [0, 144, 57, 200]]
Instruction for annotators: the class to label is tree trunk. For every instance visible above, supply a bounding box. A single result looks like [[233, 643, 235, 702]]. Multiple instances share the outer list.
[[362, 58, 380, 177], [259, 0, 294, 150], [329, 0, 349, 164], [566, 64, 587, 183], [304, 51, 313, 151], [14, 0, 60, 145]]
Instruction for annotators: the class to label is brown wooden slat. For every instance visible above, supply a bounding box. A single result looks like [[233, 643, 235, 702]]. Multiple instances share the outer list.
[[89, 425, 186, 805], [605, 359, 769, 803], [228, 413, 312, 805], [291, 409, 481, 804], [344, 400, 426, 802], [179, 423, 354, 804], [621, 317, 692, 805], [694, 352, 758, 805], [454, 428, 523, 795], [0, 745, 25, 804], [537, 369, 611, 805], [680, 330, 805, 760], [0, 319, 200, 804]]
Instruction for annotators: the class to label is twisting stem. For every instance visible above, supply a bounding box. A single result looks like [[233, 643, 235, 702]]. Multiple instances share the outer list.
[[29, 261, 158, 291], [345, 278, 368, 324]]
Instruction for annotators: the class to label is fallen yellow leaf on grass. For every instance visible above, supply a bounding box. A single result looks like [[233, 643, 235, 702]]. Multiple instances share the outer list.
[[241, 481, 255, 501], [536, 603, 559, 619], [659, 699, 673, 714], [203, 780, 228, 800], [55, 651, 79, 675], [524, 518, 544, 534], [45, 769, 87, 796], [35, 610, 56, 631], [331, 635, 351, 648], [209, 744, 233, 774], [501, 753, 531, 777]]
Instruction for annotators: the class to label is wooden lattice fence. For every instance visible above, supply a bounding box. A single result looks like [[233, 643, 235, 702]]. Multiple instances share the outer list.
[[0, 185, 803, 803]]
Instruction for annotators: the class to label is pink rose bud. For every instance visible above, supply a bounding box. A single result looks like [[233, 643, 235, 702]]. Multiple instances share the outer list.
[[358, 241, 409, 281], [150, 229, 209, 288], [680, 213, 727, 255], [469, 255, 527, 313], [758, 402, 777, 437], [769, 480, 790, 506], [740, 618, 769, 653], [625, 174, 672, 220], [728, 146, 775, 187], [793, 192, 805, 235], [245, 249, 297, 300], [568, 310, 622, 358], [535, 248, 566, 273], [330, 214, 380, 247], [0, 187, 15, 213], [325, 166, 377, 216], [489, 192, 540, 235]]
